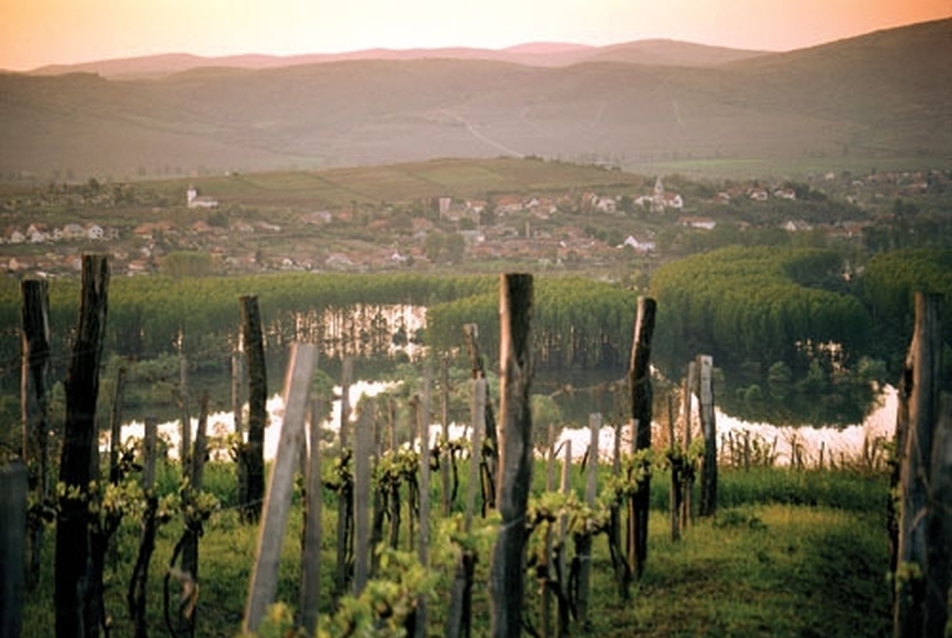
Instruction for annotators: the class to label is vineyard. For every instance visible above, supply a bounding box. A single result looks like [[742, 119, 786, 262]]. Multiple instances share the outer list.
[[2, 256, 950, 637]]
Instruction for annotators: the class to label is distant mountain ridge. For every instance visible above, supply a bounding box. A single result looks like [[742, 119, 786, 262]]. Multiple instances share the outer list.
[[26, 39, 767, 79], [2, 18, 949, 181]]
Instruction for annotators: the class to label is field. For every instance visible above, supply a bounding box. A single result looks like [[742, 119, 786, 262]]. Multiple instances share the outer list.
[[19, 461, 891, 637]]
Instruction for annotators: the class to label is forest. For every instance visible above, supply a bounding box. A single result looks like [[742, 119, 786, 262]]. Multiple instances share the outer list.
[[1, 246, 951, 433]]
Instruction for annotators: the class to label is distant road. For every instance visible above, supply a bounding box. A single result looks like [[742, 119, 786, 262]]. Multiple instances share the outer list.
[[439, 109, 524, 157]]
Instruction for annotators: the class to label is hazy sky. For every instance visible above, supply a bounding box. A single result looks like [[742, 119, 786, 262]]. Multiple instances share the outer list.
[[1, 0, 949, 71]]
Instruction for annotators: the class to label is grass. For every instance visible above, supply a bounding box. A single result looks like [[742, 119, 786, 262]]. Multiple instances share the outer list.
[[20, 462, 892, 637]]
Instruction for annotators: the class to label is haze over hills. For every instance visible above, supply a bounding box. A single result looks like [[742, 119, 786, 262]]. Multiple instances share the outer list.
[[2, 18, 949, 182], [26, 40, 766, 80]]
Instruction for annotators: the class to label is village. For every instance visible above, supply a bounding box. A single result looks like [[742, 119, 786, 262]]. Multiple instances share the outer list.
[[1, 165, 949, 278]]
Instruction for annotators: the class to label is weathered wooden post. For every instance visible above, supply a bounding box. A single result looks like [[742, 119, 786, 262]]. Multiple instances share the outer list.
[[576, 413, 600, 629], [627, 296, 656, 579], [556, 439, 571, 638], [107, 365, 127, 483], [489, 273, 534, 638], [179, 348, 191, 475], [20, 277, 50, 590], [668, 393, 681, 543], [177, 390, 210, 638], [55, 254, 108, 638], [682, 361, 695, 529], [415, 366, 433, 638], [299, 397, 324, 636], [441, 356, 453, 517], [1, 460, 27, 638], [697, 355, 717, 518], [232, 332, 245, 435], [463, 323, 499, 514], [335, 357, 354, 599], [541, 426, 557, 638], [352, 399, 374, 596], [445, 377, 486, 638], [128, 416, 157, 638], [893, 293, 950, 638], [244, 343, 317, 634], [240, 295, 268, 523]]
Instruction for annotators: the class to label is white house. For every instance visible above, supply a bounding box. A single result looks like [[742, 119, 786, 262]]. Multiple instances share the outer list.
[[26, 224, 48, 243], [679, 217, 717, 230], [62, 223, 86, 240], [187, 186, 219, 209], [621, 235, 656, 252]]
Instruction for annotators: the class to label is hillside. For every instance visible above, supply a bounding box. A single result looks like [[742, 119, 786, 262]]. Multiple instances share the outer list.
[[1, 19, 949, 182]]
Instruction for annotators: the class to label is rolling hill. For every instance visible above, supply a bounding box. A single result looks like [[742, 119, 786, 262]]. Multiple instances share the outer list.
[[26, 40, 765, 79], [1, 19, 949, 182]]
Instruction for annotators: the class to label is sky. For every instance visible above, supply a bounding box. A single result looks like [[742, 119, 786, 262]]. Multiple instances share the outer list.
[[0, 0, 949, 71]]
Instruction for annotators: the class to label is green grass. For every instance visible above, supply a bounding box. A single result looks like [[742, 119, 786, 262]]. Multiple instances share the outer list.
[[20, 463, 892, 637]]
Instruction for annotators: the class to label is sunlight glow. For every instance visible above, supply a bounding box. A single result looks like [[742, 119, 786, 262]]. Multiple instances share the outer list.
[[0, 0, 948, 70]]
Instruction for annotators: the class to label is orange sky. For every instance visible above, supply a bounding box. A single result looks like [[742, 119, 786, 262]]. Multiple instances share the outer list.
[[0, 0, 949, 71]]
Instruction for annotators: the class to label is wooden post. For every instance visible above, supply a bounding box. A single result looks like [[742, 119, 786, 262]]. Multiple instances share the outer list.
[[108, 365, 127, 483], [697, 355, 717, 518], [352, 399, 374, 596], [541, 426, 556, 638], [240, 295, 268, 523], [462, 323, 499, 513], [668, 393, 681, 543], [56, 254, 109, 638], [20, 278, 50, 590], [1, 460, 27, 638], [339, 357, 353, 448], [467, 379, 486, 528], [370, 404, 385, 577], [179, 349, 191, 476], [682, 361, 696, 528], [128, 416, 157, 638], [489, 273, 534, 638], [557, 440, 571, 638], [388, 394, 397, 451], [299, 397, 323, 636], [609, 416, 628, 598], [577, 413, 599, 629], [244, 343, 317, 634], [415, 366, 432, 638], [335, 357, 354, 598], [232, 333, 245, 435], [446, 377, 486, 638], [627, 296, 656, 578], [893, 293, 948, 638], [177, 390, 210, 638], [441, 356, 452, 517]]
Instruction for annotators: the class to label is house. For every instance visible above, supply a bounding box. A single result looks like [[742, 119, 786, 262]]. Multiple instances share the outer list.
[[438, 197, 453, 219], [86, 224, 105, 240], [748, 189, 769, 201], [635, 177, 683, 213], [60, 224, 85, 240], [679, 217, 717, 230], [620, 234, 656, 252], [186, 186, 219, 209], [774, 188, 797, 200], [783, 220, 813, 232], [26, 224, 49, 243], [594, 196, 617, 213], [663, 193, 684, 209]]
